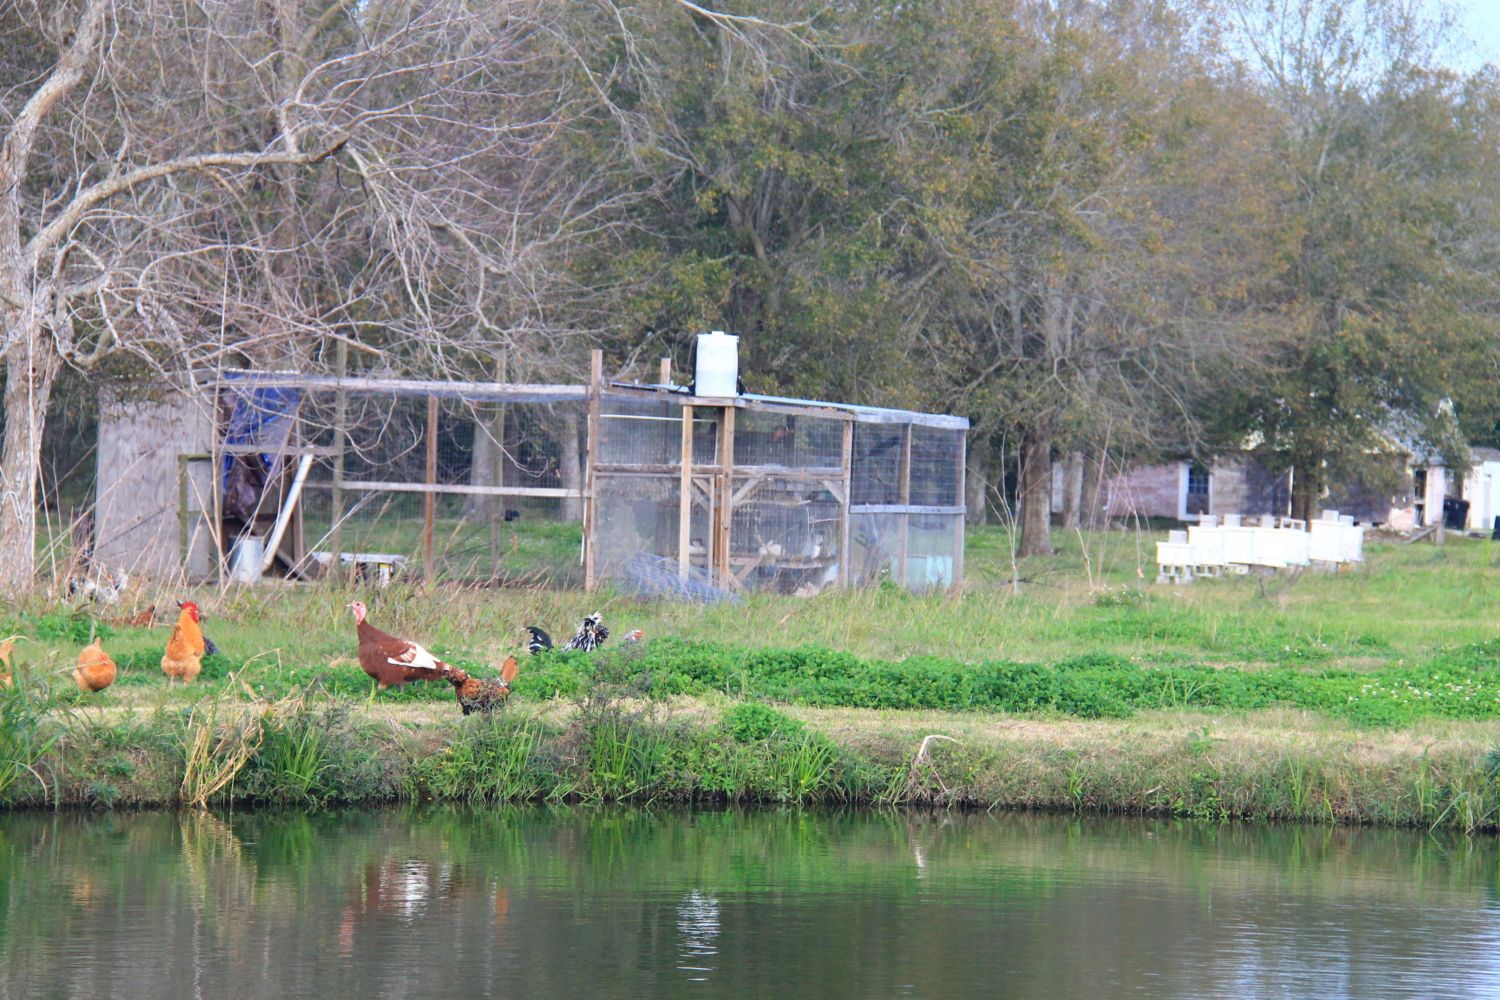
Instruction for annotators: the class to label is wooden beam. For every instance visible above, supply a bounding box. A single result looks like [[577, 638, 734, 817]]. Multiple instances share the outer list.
[[218, 370, 588, 403], [330, 337, 347, 577], [732, 474, 767, 507], [336, 480, 582, 499], [850, 504, 966, 515], [219, 444, 343, 457], [897, 423, 912, 588], [679, 403, 693, 582], [593, 463, 725, 476], [260, 454, 313, 575], [954, 429, 967, 589], [423, 394, 438, 580], [717, 406, 735, 587], [584, 349, 603, 592], [838, 419, 853, 587], [490, 350, 507, 577]]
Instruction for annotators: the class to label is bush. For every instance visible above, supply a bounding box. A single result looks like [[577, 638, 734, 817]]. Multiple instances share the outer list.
[[721, 703, 803, 743]]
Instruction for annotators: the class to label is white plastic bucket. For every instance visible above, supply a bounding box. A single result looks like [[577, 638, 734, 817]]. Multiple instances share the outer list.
[[694, 330, 739, 397], [230, 535, 264, 583]]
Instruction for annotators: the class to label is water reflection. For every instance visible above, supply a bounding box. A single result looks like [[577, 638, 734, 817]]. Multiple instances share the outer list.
[[0, 808, 1496, 998], [677, 890, 720, 980]]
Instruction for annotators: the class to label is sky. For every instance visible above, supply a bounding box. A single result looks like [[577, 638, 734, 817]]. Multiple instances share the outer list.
[[1445, 0, 1500, 71]]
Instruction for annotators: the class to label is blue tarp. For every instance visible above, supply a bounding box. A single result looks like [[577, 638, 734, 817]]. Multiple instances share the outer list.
[[221, 380, 300, 490]]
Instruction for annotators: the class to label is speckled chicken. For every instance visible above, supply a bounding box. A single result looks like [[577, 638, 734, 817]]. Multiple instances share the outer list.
[[565, 613, 609, 651], [161, 601, 206, 683], [74, 640, 117, 693], [349, 600, 455, 690], [448, 656, 520, 715]]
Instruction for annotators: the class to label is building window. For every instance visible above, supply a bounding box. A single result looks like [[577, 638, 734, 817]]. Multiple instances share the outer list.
[[1186, 464, 1210, 515]]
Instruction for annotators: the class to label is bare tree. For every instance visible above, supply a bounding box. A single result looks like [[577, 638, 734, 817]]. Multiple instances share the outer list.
[[0, 0, 647, 592]]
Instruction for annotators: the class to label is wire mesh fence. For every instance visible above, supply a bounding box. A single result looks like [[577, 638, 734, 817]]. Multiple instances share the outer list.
[[80, 368, 966, 594], [591, 389, 966, 596]]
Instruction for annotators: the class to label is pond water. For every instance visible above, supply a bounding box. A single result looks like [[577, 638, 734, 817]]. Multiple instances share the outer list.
[[1, 807, 1497, 999]]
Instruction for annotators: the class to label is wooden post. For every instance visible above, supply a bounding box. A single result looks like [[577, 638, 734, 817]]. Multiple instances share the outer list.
[[679, 404, 694, 581], [583, 349, 603, 591], [489, 351, 507, 577], [330, 338, 347, 577], [953, 429, 967, 589], [897, 423, 912, 588], [716, 406, 735, 587], [660, 356, 672, 387], [423, 394, 438, 581], [839, 419, 853, 587]]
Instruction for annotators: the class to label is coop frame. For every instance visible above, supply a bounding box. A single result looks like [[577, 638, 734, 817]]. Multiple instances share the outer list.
[[161, 350, 966, 593]]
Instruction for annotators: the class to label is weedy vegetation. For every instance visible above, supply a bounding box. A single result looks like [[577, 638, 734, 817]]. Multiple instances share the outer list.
[[2, 530, 1500, 828]]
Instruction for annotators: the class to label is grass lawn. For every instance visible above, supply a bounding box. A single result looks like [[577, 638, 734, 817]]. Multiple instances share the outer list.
[[7, 523, 1500, 824]]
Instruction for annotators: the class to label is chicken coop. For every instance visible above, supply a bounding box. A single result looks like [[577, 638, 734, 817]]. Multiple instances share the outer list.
[[90, 352, 966, 595]]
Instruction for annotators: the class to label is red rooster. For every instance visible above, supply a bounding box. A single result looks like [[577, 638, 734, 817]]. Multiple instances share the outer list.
[[448, 655, 520, 715], [347, 600, 455, 691]]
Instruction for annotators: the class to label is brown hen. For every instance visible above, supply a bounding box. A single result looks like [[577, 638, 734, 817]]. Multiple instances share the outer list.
[[448, 656, 520, 715], [161, 601, 206, 683], [74, 641, 117, 693]]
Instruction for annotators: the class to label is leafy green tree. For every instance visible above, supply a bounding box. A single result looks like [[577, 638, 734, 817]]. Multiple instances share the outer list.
[[1215, 0, 1500, 518]]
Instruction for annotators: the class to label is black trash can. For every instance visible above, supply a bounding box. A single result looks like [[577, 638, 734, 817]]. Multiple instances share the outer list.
[[1442, 497, 1470, 531]]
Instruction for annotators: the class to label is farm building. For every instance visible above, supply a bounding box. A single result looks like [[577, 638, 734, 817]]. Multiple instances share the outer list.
[[88, 351, 967, 595], [1053, 455, 1293, 524], [1079, 445, 1500, 531]]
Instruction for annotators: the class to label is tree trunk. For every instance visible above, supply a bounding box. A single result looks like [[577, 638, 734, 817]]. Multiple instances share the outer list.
[[559, 408, 583, 522], [1017, 425, 1054, 557], [467, 352, 508, 518], [1061, 449, 1084, 530], [965, 451, 991, 526], [0, 335, 60, 595], [1290, 461, 1319, 522], [466, 410, 498, 518]]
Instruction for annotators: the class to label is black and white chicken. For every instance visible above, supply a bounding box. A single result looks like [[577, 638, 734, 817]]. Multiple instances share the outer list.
[[565, 613, 609, 652], [524, 615, 642, 654], [524, 625, 553, 655]]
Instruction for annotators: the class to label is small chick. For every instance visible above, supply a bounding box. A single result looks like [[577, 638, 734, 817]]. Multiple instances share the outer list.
[[74, 640, 117, 693]]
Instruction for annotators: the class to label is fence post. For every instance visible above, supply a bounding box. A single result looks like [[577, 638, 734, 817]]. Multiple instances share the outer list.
[[953, 430, 967, 589], [679, 404, 694, 582], [330, 338, 347, 579], [583, 349, 602, 591], [898, 423, 912, 588], [490, 351, 507, 578], [716, 405, 735, 588], [424, 393, 438, 581], [839, 419, 853, 587]]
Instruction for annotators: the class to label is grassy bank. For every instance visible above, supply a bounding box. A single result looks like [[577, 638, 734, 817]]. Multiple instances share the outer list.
[[8, 685, 1500, 832], [5, 527, 1500, 828]]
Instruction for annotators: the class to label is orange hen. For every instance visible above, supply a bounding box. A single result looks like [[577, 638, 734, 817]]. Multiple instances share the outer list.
[[162, 601, 206, 683], [0, 635, 19, 687], [74, 641, 117, 693]]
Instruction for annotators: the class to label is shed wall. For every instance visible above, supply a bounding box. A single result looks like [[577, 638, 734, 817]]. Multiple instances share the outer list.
[[94, 392, 215, 576]]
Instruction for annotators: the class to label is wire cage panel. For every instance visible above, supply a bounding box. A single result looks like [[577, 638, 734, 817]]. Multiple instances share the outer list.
[[229, 382, 589, 586], [852, 423, 904, 505], [910, 426, 964, 507], [169, 371, 965, 594], [733, 408, 845, 471]]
